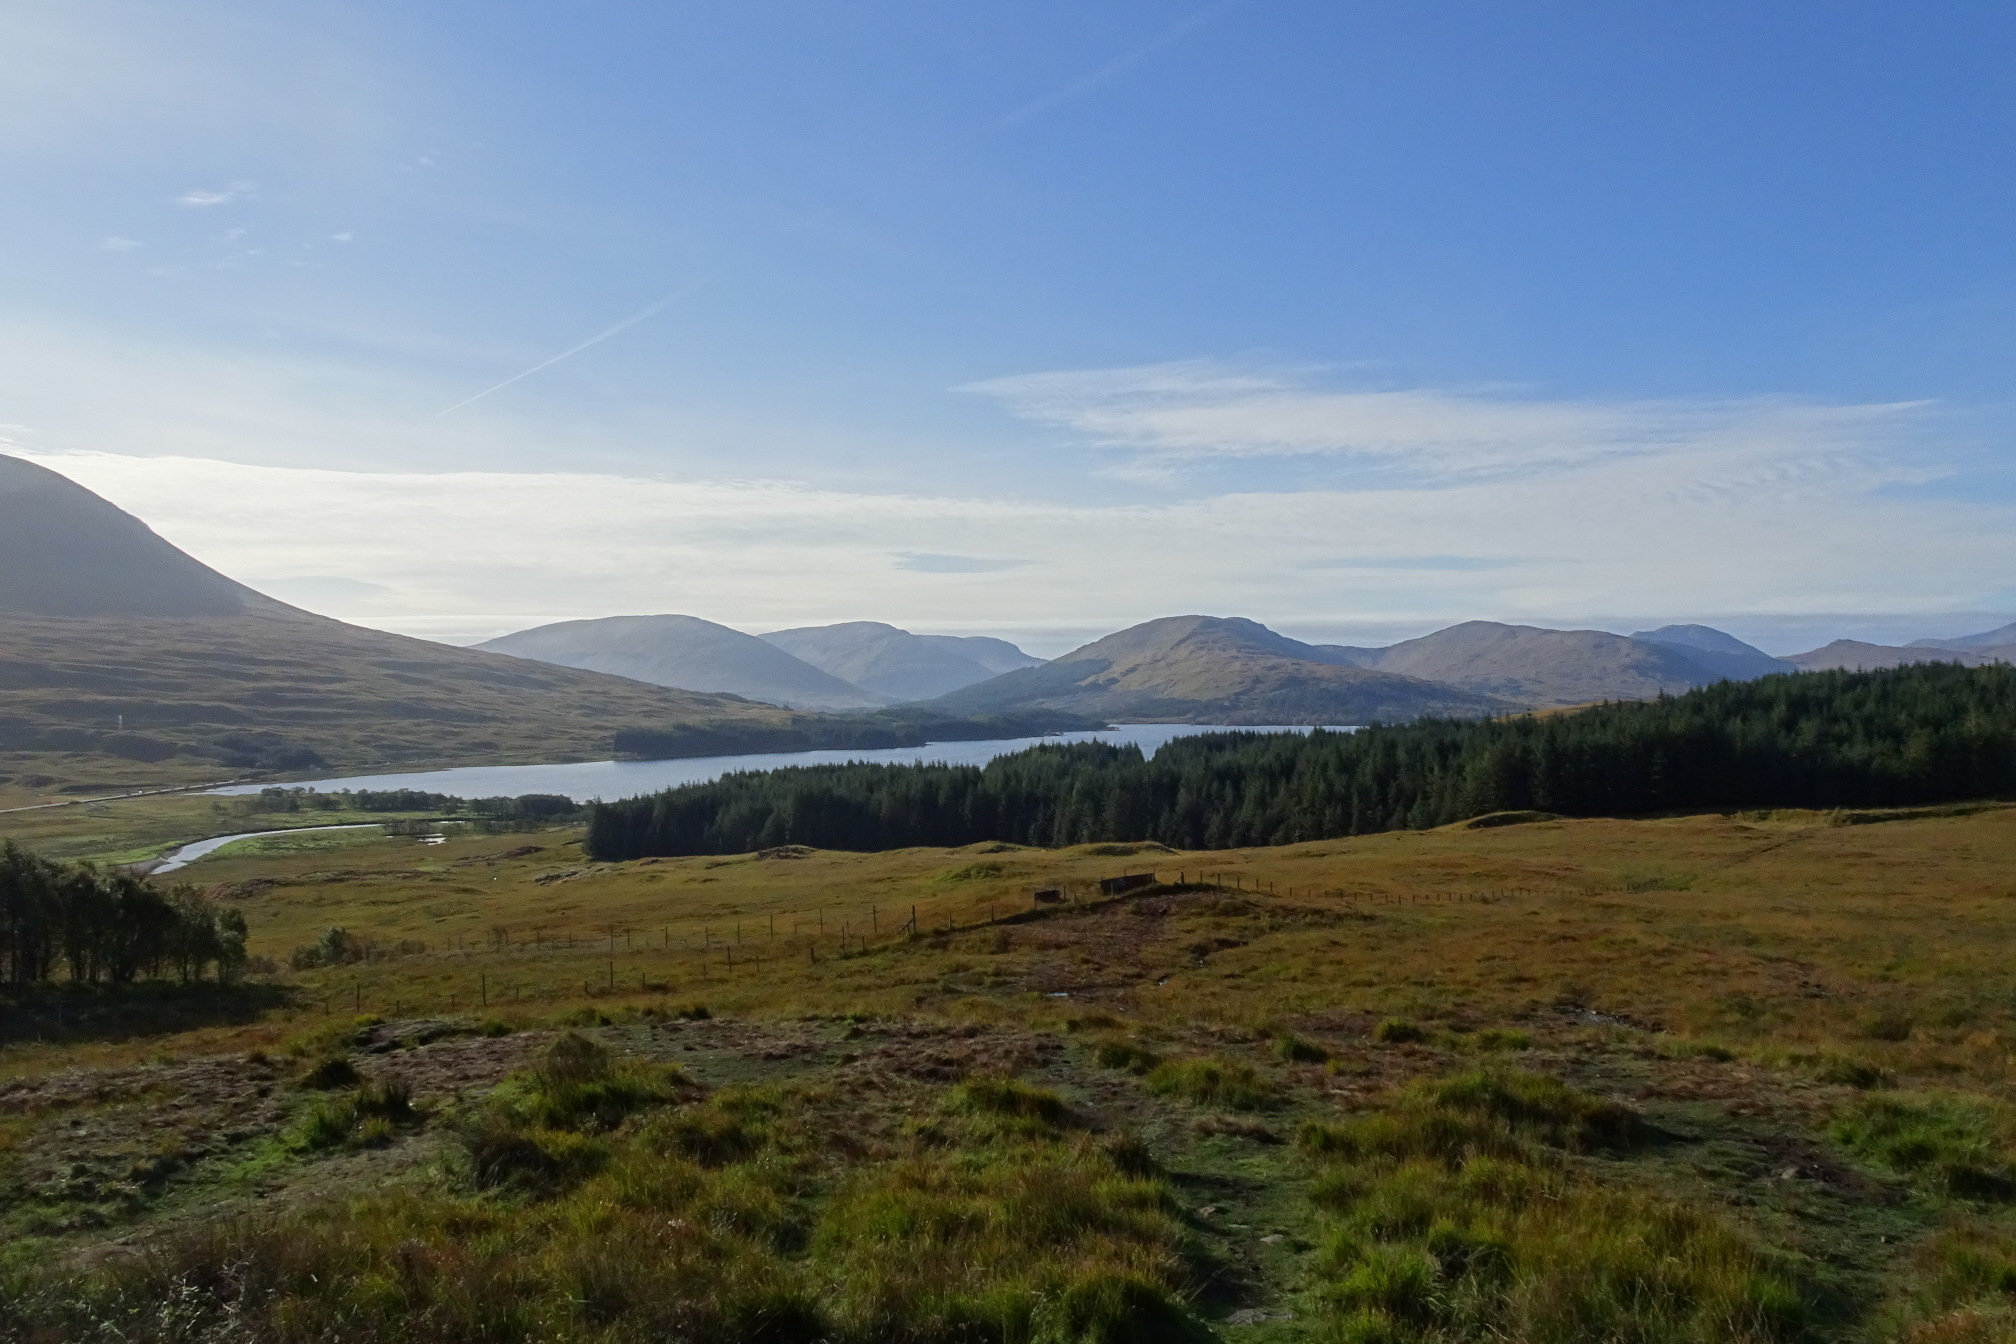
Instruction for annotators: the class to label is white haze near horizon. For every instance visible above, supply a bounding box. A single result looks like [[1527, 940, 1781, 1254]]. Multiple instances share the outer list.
[[11, 397, 2015, 661]]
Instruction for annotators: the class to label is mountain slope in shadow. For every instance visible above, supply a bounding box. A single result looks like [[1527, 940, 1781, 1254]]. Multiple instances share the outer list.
[[760, 621, 1043, 701], [478, 615, 888, 712], [0, 455, 790, 795]]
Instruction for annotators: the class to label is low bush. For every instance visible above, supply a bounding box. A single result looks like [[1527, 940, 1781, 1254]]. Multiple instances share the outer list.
[[644, 1087, 783, 1168], [947, 1076, 1079, 1134], [1274, 1032, 1330, 1064], [521, 1031, 685, 1131], [1145, 1057, 1277, 1112], [1094, 1039, 1162, 1075], [1809, 1052, 1893, 1090], [290, 1074, 420, 1151], [1425, 1070, 1646, 1152], [1861, 1010, 1916, 1042], [459, 1111, 607, 1191], [1373, 1018, 1428, 1045], [298, 1054, 361, 1089]]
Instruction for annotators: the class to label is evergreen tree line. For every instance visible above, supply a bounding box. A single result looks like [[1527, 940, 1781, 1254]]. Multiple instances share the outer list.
[[0, 842, 248, 987], [243, 787, 581, 820], [583, 664, 2016, 860]]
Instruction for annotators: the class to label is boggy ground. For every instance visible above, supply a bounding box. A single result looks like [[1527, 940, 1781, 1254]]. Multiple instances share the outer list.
[[5, 802, 2016, 1340]]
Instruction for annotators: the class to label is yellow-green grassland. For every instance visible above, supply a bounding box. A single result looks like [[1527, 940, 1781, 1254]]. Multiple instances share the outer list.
[[6, 797, 2016, 1342]]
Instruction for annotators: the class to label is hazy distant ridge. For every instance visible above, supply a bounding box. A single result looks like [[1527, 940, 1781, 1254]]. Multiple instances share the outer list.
[[760, 621, 1041, 701], [478, 615, 889, 712]]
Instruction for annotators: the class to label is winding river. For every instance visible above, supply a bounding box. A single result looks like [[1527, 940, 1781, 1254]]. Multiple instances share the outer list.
[[151, 823, 382, 876]]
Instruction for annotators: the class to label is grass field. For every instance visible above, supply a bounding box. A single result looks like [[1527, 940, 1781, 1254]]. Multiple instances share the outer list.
[[5, 802, 2016, 1340], [0, 791, 463, 864]]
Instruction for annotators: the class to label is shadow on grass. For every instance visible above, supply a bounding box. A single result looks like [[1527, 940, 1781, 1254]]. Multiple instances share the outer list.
[[0, 980, 299, 1046]]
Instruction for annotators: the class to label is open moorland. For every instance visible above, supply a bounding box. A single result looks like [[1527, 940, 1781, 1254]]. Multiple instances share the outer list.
[[5, 798, 2016, 1341]]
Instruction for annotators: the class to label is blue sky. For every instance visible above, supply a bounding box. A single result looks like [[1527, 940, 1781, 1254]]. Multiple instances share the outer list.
[[3, 1, 2013, 653]]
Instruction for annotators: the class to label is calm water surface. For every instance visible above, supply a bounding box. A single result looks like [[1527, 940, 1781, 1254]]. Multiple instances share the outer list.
[[207, 723, 1351, 804]]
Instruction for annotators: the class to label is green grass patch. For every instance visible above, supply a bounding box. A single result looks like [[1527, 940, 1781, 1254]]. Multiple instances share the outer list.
[[1373, 1017, 1429, 1045], [208, 826, 386, 860], [1144, 1057, 1278, 1112], [1301, 1072, 1808, 1343], [1832, 1093, 2016, 1202], [937, 860, 1011, 883], [522, 1031, 687, 1131], [288, 1075, 421, 1152], [946, 1076, 1080, 1136], [1093, 1039, 1162, 1075], [13, 1073, 1208, 1343]]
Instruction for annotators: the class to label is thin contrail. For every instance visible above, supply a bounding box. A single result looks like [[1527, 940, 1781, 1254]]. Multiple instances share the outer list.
[[436, 282, 704, 417], [1002, 1, 1239, 127]]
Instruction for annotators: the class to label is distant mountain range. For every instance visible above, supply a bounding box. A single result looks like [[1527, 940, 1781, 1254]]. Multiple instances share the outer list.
[[923, 615, 1507, 723], [478, 615, 887, 712], [1311, 620, 1780, 707], [475, 602, 2016, 723], [1785, 638, 2016, 672], [761, 621, 1043, 700], [478, 616, 1044, 710], [1911, 622, 2016, 652], [5, 452, 2015, 797]]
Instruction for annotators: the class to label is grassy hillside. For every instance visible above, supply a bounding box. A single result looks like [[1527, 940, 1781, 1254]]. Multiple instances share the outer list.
[[0, 456, 807, 804], [929, 615, 1505, 723], [1361, 620, 1738, 707], [1786, 639, 2012, 672], [6, 803, 2016, 1339], [0, 608, 793, 804]]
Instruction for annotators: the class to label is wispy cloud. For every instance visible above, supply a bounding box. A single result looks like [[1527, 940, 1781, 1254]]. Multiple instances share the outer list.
[[251, 575, 395, 605], [436, 282, 704, 417], [1305, 556, 1517, 572], [966, 360, 1931, 484], [177, 179, 255, 207], [97, 235, 140, 251], [894, 553, 1028, 574], [1002, 1, 1238, 127]]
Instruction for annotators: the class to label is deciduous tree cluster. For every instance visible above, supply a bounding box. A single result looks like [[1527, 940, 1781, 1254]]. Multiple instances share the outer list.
[[0, 842, 248, 986]]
